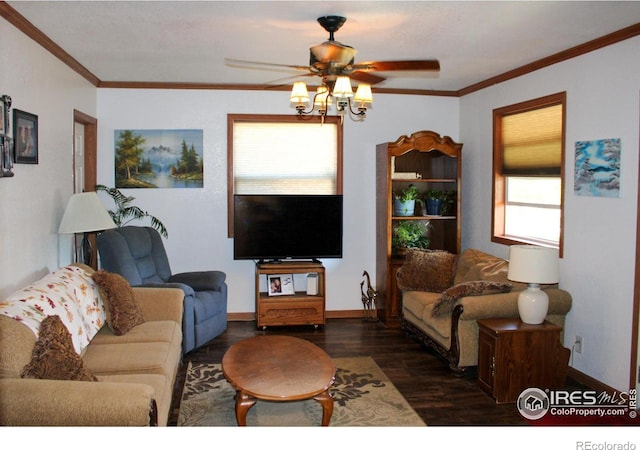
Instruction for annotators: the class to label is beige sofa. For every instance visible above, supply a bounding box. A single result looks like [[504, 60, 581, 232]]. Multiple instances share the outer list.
[[0, 264, 183, 426], [398, 248, 572, 372]]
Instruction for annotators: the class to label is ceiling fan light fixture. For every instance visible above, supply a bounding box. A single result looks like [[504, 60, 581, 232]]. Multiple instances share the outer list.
[[354, 83, 373, 104], [290, 81, 310, 104], [314, 86, 332, 106], [332, 76, 354, 98]]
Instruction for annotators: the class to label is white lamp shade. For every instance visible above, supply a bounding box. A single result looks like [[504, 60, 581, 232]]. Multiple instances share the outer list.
[[507, 245, 559, 284], [354, 83, 373, 104], [314, 86, 332, 106], [332, 76, 354, 98], [290, 81, 310, 104], [58, 192, 117, 234]]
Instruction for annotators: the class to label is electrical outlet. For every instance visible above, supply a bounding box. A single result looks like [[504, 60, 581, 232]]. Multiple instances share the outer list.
[[574, 336, 583, 354]]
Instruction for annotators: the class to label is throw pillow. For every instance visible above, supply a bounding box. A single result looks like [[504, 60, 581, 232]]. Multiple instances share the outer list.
[[92, 270, 145, 336], [431, 280, 513, 317], [21, 315, 97, 381], [396, 249, 458, 293]]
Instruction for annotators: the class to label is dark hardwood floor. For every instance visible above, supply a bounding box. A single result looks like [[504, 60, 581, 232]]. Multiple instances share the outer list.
[[168, 318, 584, 426]]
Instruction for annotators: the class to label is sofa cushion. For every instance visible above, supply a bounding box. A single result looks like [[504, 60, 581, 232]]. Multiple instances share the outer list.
[[92, 270, 145, 336], [83, 341, 180, 379], [90, 320, 181, 346], [396, 249, 458, 293], [432, 280, 513, 316], [0, 265, 105, 354], [21, 315, 97, 382], [454, 248, 528, 290]]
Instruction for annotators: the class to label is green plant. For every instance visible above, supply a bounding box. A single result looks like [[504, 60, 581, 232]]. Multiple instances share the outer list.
[[394, 184, 421, 202], [392, 221, 430, 254], [425, 190, 445, 200], [95, 184, 168, 237], [424, 190, 456, 214]]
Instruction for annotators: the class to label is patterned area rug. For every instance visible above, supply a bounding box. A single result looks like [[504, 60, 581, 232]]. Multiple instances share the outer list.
[[178, 356, 426, 426]]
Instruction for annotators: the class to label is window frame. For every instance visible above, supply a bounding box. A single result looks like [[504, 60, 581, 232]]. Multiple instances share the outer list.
[[492, 92, 566, 256], [227, 114, 343, 237]]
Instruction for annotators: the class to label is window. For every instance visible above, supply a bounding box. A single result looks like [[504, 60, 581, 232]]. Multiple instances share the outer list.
[[227, 114, 343, 236], [492, 92, 566, 254]]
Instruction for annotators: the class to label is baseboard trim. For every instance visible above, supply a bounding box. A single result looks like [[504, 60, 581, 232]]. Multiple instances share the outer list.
[[567, 366, 620, 395], [227, 310, 366, 322]]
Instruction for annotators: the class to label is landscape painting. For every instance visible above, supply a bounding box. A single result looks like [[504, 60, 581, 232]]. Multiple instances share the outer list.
[[114, 129, 204, 189], [574, 138, 621, 198]]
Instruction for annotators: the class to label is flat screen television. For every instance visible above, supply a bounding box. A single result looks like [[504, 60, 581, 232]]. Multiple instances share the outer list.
[[233, 194, 343, 262]]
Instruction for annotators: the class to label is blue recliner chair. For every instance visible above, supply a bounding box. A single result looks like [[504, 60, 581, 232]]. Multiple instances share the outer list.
[[96, 226, 227, 354]]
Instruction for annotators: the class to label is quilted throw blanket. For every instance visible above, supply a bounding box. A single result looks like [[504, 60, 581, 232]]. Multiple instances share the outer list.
[[0, 265, 105, 353]]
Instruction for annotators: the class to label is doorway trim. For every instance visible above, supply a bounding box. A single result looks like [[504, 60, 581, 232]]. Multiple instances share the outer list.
[[73, 109, 98, 268]]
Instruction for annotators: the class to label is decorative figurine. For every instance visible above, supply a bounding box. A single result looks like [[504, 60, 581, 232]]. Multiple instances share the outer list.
[[360, 270, 378, 321]]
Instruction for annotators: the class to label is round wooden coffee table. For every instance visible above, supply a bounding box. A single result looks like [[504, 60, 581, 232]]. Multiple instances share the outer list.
[[221, 335, 336, 426]]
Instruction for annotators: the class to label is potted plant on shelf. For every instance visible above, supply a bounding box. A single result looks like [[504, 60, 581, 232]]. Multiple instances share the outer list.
[[393, 184, 423, 217], [392, 220, 430, 256], [423, 190, 457, 216]]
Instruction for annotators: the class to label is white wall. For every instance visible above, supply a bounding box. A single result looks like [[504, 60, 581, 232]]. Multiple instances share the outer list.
[[460, 36, 640, 391], [96, 89, 459, 315], [0, 19, 97, 298]]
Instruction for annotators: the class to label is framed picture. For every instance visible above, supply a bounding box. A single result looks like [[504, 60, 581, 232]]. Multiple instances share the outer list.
[[1, 136, 14, 177], [13, 109, 38, 164], [267, 274, 295, 296], [0, 98, 5, 136]]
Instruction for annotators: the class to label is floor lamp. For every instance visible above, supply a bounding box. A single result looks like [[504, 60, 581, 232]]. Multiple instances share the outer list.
[[58, 192, 117, 266]]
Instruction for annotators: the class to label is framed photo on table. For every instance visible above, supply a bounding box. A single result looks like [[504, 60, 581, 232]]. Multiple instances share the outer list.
[[13, 109, 38, 164], [267, 274, 295, 296]]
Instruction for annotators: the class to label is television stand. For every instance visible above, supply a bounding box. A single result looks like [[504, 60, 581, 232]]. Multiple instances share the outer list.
[[255, 261, 326, 330]]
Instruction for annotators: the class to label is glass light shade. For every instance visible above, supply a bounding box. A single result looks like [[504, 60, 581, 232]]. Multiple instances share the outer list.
[[58, 192, 117, 234], [314, 86, 332, 107], [354, 83, 373, 104], [290, 81, 310, 104], [332, 76, 354, 98]]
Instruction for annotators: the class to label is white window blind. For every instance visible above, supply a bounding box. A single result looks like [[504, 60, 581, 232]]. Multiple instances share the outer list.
[[233, 121, 339, 194]]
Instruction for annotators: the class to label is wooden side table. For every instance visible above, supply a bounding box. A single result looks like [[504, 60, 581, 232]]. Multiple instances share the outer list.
[[477, 318, 570, 404]]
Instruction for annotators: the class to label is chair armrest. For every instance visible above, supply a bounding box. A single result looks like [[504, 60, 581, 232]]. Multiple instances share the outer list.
[[0, 378, 156, 426], [457, 288, 572, 320], [140, 281, 195, 297], [132, 287, 184, 324], [169, 271, 226, 291]]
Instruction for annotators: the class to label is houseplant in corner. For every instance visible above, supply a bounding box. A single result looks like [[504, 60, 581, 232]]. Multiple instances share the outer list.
[[392, 220, 430, 256], [95, 184, 168, 237], [393, 185, 422, 217]]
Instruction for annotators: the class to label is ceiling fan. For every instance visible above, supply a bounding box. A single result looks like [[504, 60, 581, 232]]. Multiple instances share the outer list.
[[226, 15, 440, 86], [225, 15, 440, 119]]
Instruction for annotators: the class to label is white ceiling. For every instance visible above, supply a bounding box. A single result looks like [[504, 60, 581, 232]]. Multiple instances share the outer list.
[[6, 1, 640, 92]]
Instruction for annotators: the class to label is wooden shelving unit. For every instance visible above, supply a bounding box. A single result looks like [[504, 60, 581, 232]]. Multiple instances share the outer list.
[[375, 130, 463, 326], [255, 261, 325, 329]]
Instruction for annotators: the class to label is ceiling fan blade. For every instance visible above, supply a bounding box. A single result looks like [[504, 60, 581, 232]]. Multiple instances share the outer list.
[[263, 72, 317, 87], [353, 60, 440, 72], [224, 58, 310, 72], [349, 71, 386, 85]]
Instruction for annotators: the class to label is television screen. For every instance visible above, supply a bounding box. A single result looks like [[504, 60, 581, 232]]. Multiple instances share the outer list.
[[233, 194, 343, 261]]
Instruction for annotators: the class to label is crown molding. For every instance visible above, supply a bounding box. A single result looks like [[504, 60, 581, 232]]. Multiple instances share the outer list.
[[2, 2, 638, 97]]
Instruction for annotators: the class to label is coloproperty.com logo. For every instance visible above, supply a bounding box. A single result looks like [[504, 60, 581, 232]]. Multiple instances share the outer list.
[[517, 387, 638, 424]]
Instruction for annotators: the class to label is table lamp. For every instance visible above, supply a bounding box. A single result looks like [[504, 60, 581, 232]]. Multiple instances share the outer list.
[[58, 192, 117, 265], [507, 245, 559, 324]]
